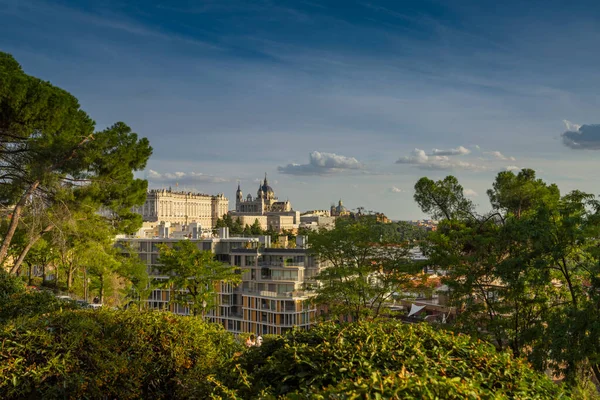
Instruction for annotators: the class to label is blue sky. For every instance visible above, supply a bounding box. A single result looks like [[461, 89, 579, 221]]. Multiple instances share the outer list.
[[2, 0, 600, 219]]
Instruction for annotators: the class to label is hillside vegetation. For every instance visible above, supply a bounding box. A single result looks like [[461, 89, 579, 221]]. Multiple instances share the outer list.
[[0, 302, 564, 399]]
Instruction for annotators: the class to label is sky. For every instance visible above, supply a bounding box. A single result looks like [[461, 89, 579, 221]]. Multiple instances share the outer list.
[[1, 0, 600, 220]]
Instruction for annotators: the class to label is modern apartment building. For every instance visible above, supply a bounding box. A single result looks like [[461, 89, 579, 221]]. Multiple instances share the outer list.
[[118, 228, 324, 335], [132, 188, 229, 228]]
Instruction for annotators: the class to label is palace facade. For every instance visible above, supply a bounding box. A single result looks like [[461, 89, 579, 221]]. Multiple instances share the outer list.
[[132, 188, 228, 229]]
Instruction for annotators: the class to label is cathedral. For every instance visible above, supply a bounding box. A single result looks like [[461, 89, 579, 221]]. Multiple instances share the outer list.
[[235, 174, 291, 214], [230, 174, 299, 232]]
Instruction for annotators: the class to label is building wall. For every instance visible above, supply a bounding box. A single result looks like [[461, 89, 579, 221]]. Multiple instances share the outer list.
[[267, 215, 295, 232], [229, 214, 268, 231], [132, 189, 228, 228]]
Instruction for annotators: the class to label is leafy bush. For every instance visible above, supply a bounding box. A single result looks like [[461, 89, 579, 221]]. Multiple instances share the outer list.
[[0, 270, 77, 324], [0, 269, 24, 299], [0, 306, 566, 399], [0, 309, 242, 399], [225, 321, 566, 399]]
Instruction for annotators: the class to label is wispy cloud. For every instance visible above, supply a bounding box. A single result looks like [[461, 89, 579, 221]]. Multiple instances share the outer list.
[[484, 151, 516, 161], [430, 146, 471, 156], [278, 151, 364, 175], [395, 149, 486, 171], [147, 170, 230, 185], [505, 165, 520, 171], [464, 188, 478, 197], [561, 121, 600, 150], [388, 186, 404, 193]]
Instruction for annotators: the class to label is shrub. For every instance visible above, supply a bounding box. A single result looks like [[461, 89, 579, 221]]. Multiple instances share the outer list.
[[0, 309, 242, 399], [225, 321, 566, 399]]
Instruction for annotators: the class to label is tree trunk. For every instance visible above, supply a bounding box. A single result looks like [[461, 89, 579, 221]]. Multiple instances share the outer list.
[[10, 224, 54, 274], [99, 274, 104, 303], [591, 363, 600, 386], [67, 267, 74, 291], [0, 181, 40, 267]]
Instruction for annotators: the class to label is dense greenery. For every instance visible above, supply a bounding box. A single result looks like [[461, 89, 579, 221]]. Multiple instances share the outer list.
[[157, 240, 241, 316], [0, 51, 152, 305], [0, 270, 76, 324], [0, 306, 564, 399], [0, 309, 241, 399], [308, 218, 426, 321], [415, 169, 600, 384], [226, 320, 564, 399]]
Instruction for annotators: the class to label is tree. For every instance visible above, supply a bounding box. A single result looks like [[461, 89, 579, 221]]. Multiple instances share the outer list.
[[231, 217, 243, 235], [309, 218, 422, 321], [157, 240, 241, 317], [414, 176, 474, 221], [250, 219, 263, 235], [0, 52, 152, 271], [416, 169, 600, 384]]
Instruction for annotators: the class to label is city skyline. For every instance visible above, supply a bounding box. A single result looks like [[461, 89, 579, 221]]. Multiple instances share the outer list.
[[1, 0, 599, 219]]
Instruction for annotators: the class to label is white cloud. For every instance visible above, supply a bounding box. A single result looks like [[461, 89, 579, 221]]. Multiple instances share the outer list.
[[395, 148, 486, 171], [430, 145, 471, 156], [464, 188, 478, 197], [505, 165, 520, 171], [388, 186, 404, 193], [146, 170, 230, 184], [278, 151, 364, 175], [484, 151, 516, 161], [563, 119, 582, 132]]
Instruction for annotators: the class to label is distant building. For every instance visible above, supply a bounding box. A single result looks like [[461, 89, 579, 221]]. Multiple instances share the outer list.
[[132, 188, 228, 229], [330, 199, 351, 217], [230, 174, 300, 232]]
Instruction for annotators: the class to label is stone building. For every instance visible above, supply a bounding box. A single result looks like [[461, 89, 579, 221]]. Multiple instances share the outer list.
[[330, 199, 351, 217], [230, 174, 299, 232], [132, 188, 228, 229]]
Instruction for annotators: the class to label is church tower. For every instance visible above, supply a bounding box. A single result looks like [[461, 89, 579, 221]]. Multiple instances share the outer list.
[[236, 182, 243, 208]]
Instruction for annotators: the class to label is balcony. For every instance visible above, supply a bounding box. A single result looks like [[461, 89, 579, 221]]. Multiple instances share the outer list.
[[242, 289, 309, 298], [258, 262, 304, 268], [259, 275, 300, 282]]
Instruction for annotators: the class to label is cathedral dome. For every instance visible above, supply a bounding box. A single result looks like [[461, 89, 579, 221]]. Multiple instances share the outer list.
[[260, 173, 275, 198]]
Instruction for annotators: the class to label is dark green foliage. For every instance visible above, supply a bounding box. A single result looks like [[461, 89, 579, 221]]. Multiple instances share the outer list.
[[414, 176, 475, 220], [224, 321, 565, 399], [0, 309, 242, 399], [0, 270, 77, 324], [0, 303, 566, 399], [0, 51, 152, 276]]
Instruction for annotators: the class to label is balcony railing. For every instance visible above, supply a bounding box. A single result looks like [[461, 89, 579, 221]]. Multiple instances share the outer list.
[[259, 275, 300, 281], [257, 262, 305, 267], [242, 289, 309, 298]]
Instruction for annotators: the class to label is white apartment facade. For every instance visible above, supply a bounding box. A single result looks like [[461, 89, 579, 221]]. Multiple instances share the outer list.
[[118, 229, 324, 335]]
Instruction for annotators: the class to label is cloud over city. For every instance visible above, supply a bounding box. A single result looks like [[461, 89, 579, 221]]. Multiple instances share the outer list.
[[561, 121, 600, 150], [430, 146, 471, 156], [146, 170, 230, 185], [484, 151, 516, 161], [278, 151, 364, 175], [395, 148, 485, 171]]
